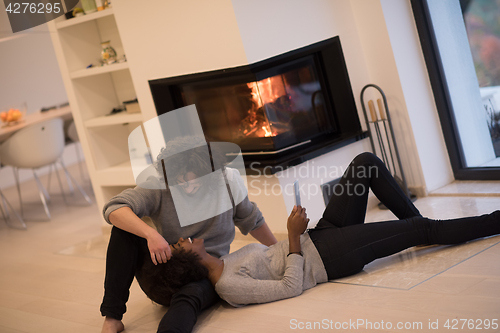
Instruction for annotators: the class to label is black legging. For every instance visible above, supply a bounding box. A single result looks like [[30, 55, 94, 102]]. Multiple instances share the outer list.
[[309, 152, 500, 279]]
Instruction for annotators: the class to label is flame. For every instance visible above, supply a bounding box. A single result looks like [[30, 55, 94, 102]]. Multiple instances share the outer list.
[[248, 82, 262, 108], [248, 76, 286, 107], [242, 75, 289, 138], [262, 125, 273, 137]]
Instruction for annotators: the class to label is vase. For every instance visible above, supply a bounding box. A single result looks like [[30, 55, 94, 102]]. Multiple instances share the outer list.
[[95, 0, 104, 11], [81, 0, 97, 14], [101, 41, 117, 65]]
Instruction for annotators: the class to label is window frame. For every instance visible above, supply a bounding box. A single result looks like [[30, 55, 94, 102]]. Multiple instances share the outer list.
[[411, 0, 500, 180]]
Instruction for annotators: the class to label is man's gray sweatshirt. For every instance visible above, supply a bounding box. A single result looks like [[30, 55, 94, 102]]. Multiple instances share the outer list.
[[103, 169, 265, 258]]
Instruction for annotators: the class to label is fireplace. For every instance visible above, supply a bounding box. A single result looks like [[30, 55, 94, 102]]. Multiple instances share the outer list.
[[149, 36, 366, 172]]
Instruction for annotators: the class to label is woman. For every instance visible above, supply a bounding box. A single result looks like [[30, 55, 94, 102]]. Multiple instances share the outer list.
[[147, 152, 500, 307]]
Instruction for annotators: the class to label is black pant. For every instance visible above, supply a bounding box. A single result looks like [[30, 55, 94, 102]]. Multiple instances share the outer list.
[[309, 152, 500, 279], [100, 227, 219, 333]]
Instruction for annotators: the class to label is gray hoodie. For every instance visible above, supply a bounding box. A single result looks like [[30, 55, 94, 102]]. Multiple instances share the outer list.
[[215, 233, 328, 306], [103, 169, 265, 258]]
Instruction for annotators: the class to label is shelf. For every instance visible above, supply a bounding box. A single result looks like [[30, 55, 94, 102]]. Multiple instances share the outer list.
[[85, 112, 143, 128], [50, 4, 141, 219], [95, 160, 136, 186], [70, 62, 129, 79], [56, 8, 114, 29]]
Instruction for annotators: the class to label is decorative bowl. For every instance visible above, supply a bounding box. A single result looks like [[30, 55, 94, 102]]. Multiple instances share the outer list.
[[1, 107, 26, 126]]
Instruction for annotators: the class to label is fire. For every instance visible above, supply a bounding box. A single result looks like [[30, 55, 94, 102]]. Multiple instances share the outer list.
[[248, 82, 262, 108], [239, 75, 290, 138], [248, 76, 287, 107], [262, 125, 273, 137]]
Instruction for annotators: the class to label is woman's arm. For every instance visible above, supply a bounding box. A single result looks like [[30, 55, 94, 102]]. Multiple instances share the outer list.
[[216, 254, 305, 306], [216, 206, 311, 306], [287, 206, 310, 255]]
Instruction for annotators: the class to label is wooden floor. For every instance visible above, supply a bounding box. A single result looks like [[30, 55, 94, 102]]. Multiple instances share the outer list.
[[0, 165, 499, 332]]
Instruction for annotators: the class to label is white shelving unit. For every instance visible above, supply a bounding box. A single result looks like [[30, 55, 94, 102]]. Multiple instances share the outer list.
[[48, 9, 142, 222], [84, 112, 143, 128], [55, 7, 115, 28], [69, 61, 129, 79]]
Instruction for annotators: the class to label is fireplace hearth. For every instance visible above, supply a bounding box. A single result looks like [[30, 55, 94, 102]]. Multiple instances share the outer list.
[[150, 36, 366, 173]]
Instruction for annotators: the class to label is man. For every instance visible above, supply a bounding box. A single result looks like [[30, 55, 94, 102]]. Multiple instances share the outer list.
[[101, 137, 277, 333]]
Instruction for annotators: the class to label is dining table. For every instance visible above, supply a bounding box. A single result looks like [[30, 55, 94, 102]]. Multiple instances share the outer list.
[[0, 105, 73, 228], [0, 105, 73, 144]]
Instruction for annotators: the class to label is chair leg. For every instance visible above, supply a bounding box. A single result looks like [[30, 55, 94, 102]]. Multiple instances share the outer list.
[[36, 170, 51, 204], [46, 164, 53, 194], [53, 163, 69, 205], [33, 170, 51, 220], [0, 191, 10, 220], [0, 189, 27, 229], [59, 160, 92, 205], [60, 157, 75, 195], [12, 167, 24, 218], [49, 161, 74, 196]]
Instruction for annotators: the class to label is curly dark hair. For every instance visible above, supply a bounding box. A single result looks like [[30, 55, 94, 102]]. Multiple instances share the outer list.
[[153, 136, 227, 188], [136, 248, 209, 306]]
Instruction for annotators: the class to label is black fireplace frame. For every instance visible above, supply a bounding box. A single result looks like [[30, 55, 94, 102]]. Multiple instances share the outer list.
[[149, 36, 366, 174]]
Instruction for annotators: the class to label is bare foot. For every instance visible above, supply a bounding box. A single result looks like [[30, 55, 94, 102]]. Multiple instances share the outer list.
[[101, 317, 124, 333]]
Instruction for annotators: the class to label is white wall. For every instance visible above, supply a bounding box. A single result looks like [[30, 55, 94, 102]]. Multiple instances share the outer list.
[[350, 0, 454, 194], [380, 0, 454, 192], [0, 20, 70, 190], [0, 26, 67, 115]]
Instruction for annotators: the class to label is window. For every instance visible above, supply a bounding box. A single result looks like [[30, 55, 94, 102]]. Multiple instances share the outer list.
[[412, 0, 500, 179]]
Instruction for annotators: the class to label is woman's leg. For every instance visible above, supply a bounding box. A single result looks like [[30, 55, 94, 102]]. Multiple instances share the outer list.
[[319, 152, 421, 229], [313, 211, 500, 279]]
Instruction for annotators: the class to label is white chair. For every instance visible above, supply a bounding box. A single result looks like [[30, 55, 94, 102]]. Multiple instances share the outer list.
[[0, 118, 91, 220], [0, 188, 26, 229], [47, 120, 93, 198], [0, 155, 26, 229], [47, 120, 87, 195], [67, 121, 87, 183]]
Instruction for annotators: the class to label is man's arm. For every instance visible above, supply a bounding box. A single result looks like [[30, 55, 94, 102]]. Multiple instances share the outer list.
[[249, 222, 278, 246], [228, 168, 277, 246], [109, 207, 172, 264]]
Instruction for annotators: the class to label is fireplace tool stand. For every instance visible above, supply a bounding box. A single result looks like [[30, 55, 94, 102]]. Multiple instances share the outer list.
[[360, 84, 416, 209]]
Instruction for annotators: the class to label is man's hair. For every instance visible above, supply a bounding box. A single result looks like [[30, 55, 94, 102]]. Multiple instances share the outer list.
[[153, 136, 226, 188], [139, 248, 209, 306]]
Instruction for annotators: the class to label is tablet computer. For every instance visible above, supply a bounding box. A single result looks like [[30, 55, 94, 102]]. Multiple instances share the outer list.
[[293, 179, 301, 207]]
